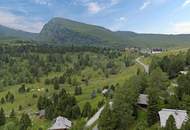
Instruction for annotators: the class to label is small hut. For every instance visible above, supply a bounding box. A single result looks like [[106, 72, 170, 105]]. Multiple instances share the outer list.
[[35, 109, 45, 118], [159, 109, 188, 129], [49, 116, 72, 130]]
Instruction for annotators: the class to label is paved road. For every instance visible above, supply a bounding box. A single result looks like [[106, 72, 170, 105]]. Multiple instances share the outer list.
[[136, 57, 149, 73], [85, 106, 105, 127]]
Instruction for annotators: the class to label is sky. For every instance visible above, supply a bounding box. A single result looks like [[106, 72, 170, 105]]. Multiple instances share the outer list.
[[0, 0, 190, 34]]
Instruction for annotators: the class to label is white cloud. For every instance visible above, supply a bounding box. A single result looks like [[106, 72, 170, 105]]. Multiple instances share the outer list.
[[119, 16, 127, 21], [87, 2, 102, 14], [173, 22, 190, 34], [76, 0, 121, 14], [111, 0, 120, 5], [182, 0, 190, 7], [0, 9, 45, 33], [109, 16, 128, 31], [140, 0, 151, 10], [33, 0, 53, 6]]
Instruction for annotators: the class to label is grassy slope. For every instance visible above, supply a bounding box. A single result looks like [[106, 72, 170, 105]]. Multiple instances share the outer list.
[[0, 51, 140, 129]]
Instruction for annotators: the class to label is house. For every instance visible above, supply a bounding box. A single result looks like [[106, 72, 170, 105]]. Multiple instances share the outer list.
[[137, 94, 148, 107], [159, 109, 188, 129], [151, 48, 164, 54], [35, 109, 45, 118], [180, 71, 188, 75], [102, 89, 108, 95], [49, 116, 72, 130]]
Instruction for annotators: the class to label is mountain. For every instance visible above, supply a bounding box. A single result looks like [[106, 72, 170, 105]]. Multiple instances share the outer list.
[[116, 31, 190, 48], [39, 17, 131, 47], [1, 17, 190, 48], [0, 25, 37, 40], [39, 17, 190, 48]]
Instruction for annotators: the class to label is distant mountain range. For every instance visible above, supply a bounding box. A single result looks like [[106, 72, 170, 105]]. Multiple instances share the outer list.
[[0, 25, 37, 40], [1, 17, 190, 48]]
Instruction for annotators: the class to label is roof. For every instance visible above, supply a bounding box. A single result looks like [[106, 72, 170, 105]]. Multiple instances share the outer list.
[[102, 89, 108, 94], [137, 94, 148, 105], [49, 116, 72, 130], [39, 109, 45, 117], [159, 109, 188, 129]]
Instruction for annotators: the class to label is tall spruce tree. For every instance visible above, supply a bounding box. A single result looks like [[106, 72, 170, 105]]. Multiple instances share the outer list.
[[0, 108, 6, 126], [19, 113, 32, 130], [165, 115, 176, 130]]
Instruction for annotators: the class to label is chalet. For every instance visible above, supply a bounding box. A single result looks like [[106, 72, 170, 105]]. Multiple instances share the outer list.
[[102, 89, 108, 95], [49, 116, 72, 130], [151, 48, 164, 54], [159, 109, 188, 129], [137, 94, 148, 107]]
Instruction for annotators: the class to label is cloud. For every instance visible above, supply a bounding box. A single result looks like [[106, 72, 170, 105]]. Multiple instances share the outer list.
[[173, 22, 190, 34], [0, 9, 45, 33], [87, 2, 102, 14], [76, 0, 121, 14], [140, 0, 151, 10], [109, 16, 128, 31], [182, 0, 190, 7], [139, 0, 169, 11], [33, 0, 53, 6], [111, 0, 120, 5], [119, 16, 127, 21]]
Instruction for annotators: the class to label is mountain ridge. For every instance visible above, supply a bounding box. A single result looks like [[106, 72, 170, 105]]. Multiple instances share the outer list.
[[1, 17, 190, 48]]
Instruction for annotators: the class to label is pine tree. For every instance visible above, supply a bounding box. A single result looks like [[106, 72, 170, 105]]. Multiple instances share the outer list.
[[19, 113, 32, 130], [81, 102, 92, 118], [0, 108, 6, 126], [147, 88, 159, 127], [9, 109, 16, 118], [98, 105, 116, 130], [71, 105, 81, 119], [165, 115, 177, 130]]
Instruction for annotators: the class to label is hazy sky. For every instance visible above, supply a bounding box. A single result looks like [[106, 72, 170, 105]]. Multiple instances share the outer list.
[[0, 0, 190, 34]]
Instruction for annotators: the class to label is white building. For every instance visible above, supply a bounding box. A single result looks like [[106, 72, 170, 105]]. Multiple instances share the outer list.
[[137, 94, 148, 106], [159, 109, 188, 129], [49, 116, 72, 130], [102, 89, 108, 95]]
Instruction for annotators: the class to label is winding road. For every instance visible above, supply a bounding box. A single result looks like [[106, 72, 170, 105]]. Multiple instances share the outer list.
[[136, 57, 149, 73], [85, 106, 105, 128]]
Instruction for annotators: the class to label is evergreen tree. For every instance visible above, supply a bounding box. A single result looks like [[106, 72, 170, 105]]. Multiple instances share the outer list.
[[81, 102, 92, 118], [98, 105, 116, 130], [0, 108, 6, 126], [165, 115, 176, 130], [1, 97, 5, 104], [9, 109, 16, 118], [19, 113, 32, 130], [147, 88, 159, 127], [71, 105, 81, 119]]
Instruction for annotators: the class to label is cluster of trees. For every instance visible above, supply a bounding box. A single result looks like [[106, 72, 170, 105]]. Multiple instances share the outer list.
[[149, 52, 188, 78], [0, 44, 124, 88], [18, 84, 30, 93], [37, 88, 96, 120], [1, 91, 15, 104], [0, 107, 32, 130]]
